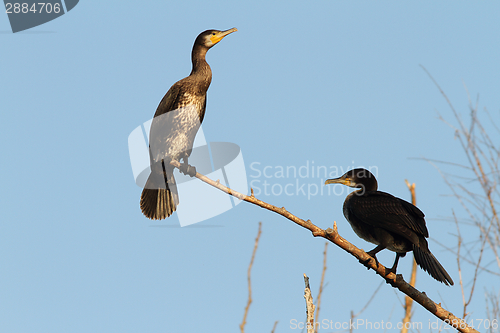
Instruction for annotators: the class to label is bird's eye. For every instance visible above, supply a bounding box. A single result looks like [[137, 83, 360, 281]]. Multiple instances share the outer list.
[[212, 32, 216, 35]]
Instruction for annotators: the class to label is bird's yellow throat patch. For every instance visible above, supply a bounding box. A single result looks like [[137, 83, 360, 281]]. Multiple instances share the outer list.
[[210, 34, 223, 44]]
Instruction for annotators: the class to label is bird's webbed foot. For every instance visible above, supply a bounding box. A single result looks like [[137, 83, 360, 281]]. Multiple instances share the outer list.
[[360, 253, 379, 270], [179, 160, 197, 177], [361, 245, 385, 270], [384, 276, 398, 287]]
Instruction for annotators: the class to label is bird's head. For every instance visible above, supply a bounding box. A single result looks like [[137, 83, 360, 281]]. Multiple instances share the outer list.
[[324, 168, 378, 193], [195, 28, 237, 49]]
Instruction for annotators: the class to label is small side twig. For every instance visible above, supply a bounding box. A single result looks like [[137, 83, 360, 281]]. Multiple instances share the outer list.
[[314, 242, 328, 333], [239, 222, 262, 333], [455, 210, 487, 320], [270, 321, 278, 333], [350, 280, 384, 333]]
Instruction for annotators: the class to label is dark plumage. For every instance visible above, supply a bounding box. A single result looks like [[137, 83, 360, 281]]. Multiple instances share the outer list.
[[141, 28, 237, 220], [325, 168, 454, 285]]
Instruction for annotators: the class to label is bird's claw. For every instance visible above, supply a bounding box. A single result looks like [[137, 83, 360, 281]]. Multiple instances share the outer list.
[[385, 277, 398, 287], [359, 257, 376, 270], [361, 251, 380, 270], [180, 163, 197, 177], [384, 273, 400, 287]]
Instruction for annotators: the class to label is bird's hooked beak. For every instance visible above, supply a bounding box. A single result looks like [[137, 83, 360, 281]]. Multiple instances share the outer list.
[[324, 176, 354, 187], [210, 28, 238, 44]]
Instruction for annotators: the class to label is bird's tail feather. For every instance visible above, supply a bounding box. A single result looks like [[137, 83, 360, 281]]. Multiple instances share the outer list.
[[413, 245, 454, 286], [140, 170, 178, 220]]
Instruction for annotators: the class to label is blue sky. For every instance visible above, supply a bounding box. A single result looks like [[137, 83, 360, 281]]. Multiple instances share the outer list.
[[1, 1, 499, 332]]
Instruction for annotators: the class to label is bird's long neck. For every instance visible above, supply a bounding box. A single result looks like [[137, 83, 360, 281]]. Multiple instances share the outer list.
[[190, 44, 212, 91], [355, 178, 378, 194], [360, 178, 378, 193]]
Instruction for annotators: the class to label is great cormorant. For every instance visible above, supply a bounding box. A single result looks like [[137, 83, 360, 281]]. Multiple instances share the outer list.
[[140, 28, 237, 220], [325, 168, 454, 285]]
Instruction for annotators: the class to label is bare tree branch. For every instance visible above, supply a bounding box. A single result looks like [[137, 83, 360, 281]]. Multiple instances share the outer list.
[[169, 159, 480, 333], [421, 66, 500, 325]]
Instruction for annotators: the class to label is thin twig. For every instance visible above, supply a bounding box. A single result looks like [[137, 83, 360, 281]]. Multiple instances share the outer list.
[[350, 310, 354, 333], [240, 222, 262, 333], [485, 289, 500, 331], [401, 180, 419, 333], [170, 159, 480, 333], [352, 281, 384, 318], [270, 321, 278, 333], [303, 274, 316, 333], [455, 211, 467, 319], [349, 282, 385, 333], [456, 211, 489, 319], [314, 242, 328, 333]]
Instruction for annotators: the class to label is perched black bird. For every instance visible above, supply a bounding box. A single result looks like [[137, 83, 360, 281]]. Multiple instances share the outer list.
[[325, 168, 454, 285], [141, 28, 237, 220]]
